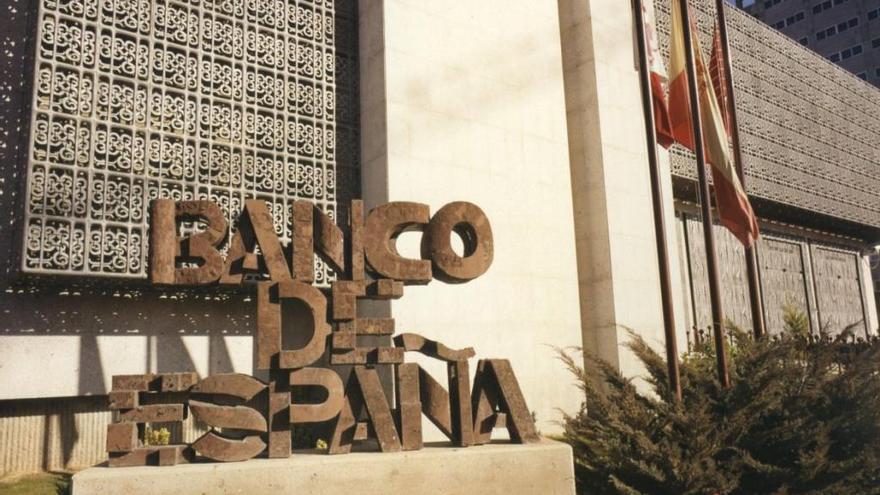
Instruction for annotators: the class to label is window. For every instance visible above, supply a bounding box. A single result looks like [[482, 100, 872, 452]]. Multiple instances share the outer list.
[[873, 38, 880, 48], [785, 12, 805, 26], [818, 19, 856, 40], [828, 45, 863, 62], [813, 0, 843, 13], [876, 68, 880, 78], [856, 72, 867, 80], [836, 18, 858, 32], [763, 0, 782, 9], [799, 37, 809, 46], [869, 8, 880, 20], [774, 20, 786, 29]]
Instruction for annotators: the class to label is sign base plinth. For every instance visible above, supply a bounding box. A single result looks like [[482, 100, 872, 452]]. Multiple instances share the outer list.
[[72, 440, 575, 495]]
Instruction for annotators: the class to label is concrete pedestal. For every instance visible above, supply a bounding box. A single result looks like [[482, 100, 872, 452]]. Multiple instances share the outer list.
[[72, 440, 575, 495]]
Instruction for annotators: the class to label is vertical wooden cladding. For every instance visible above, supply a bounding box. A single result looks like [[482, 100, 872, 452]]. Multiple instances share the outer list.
[[811, 246, 867, 335], [679, 211, 871, 337], [683, 214, 753, 334], [758, 238, 811, 332]]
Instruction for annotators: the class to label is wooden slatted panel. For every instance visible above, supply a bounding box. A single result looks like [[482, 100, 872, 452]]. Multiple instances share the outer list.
[[683, 214, 752, 337], [811, 247, 867, 335], [758, 237, 811, 334]]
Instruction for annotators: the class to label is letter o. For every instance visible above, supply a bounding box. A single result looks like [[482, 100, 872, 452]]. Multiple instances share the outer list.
[[422, 202, 493, 283]]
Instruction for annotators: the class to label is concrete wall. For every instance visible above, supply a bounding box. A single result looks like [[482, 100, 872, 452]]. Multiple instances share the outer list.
[[0, 291, 256, 400], [557, 0, 689, 378], [359, 0, 586, 437], [861, 253, 879, 334]]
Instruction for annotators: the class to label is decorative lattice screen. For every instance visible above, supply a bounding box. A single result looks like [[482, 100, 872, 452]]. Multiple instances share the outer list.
[[11, 0, 359, 281], [654, 0, 880, 234]]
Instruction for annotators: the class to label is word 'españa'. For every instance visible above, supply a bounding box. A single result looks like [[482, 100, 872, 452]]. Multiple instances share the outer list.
[[105, 199, 539, 467]]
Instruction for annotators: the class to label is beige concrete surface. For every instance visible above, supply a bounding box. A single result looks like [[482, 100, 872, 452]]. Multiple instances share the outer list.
[[557, 0, 689, 381], [358, 0, 586, 437], [861, 254, 879, 334], [71, 440, 576, 495]]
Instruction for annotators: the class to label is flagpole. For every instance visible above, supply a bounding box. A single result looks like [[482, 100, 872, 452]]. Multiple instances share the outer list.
[[714, 0, 767, 340], [676, 0, 730, 388], [631, 0, 682, 403]]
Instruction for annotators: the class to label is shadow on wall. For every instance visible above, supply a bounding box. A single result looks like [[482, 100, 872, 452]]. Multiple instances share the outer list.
[[0, 286, 257, 396], [0, 395, 110, 474], [0, 287, 263, 475], [41, 405, 77, 473], [0, 287, 345, 475]]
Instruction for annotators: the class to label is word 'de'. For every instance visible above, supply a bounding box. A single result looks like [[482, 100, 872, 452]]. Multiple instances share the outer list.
[[105, 199, 539, 467]]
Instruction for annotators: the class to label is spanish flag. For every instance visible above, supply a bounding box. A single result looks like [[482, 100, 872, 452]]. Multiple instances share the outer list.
[[642, 1, 675, 148], [667, 0, 759, 247]]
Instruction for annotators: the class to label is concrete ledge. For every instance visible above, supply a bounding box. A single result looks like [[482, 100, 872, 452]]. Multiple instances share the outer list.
[[72, 440, 575, 495]]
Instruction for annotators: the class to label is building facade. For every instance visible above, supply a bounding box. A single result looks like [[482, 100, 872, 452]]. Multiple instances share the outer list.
[[657, 0, 880, 337], [0, 0, 878, 476], [743, 0, 880, 87]]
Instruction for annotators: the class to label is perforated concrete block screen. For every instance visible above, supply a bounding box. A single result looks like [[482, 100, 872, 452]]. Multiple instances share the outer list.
[[653, 0, 880, 232], [15, 0, 359, 280]]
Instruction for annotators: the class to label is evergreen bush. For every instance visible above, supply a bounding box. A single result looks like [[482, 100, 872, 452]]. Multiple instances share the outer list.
[[560, 308, 880, 494]]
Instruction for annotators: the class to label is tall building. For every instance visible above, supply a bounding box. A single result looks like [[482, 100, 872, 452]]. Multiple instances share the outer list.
[[742, 0, 880, 86]]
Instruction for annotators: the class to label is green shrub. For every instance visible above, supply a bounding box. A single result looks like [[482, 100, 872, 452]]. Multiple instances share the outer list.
[[560, 311, 880, 494], [143, 427, 170, 446]]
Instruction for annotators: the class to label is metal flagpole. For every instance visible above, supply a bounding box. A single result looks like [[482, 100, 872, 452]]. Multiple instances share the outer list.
[[714, 0, 767, 340], [676, 0, 731, 388], [631, 0, 682, 403]]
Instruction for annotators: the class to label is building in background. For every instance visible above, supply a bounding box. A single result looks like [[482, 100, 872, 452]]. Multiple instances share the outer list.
[[741, 0, 880, 87]]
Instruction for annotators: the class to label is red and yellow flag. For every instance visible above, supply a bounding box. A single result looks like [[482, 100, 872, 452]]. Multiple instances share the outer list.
[[709, 25, 732, 135], [642, 1, 675, 148], [666, 0, 760, 247]]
